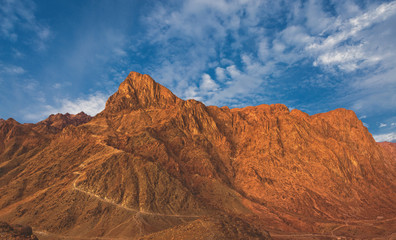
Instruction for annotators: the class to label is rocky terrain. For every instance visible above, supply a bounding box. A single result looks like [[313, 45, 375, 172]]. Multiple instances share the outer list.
[[0, 72, 395, 239], [0, 221, 38, 240]]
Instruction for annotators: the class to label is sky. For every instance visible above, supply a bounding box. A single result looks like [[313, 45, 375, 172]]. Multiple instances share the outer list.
[[0, 0, 395, 142]]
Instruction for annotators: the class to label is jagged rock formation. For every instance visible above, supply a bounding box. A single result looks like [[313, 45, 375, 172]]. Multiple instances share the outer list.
[[38, 112, 92, 132], [0, 72, 395, 239]]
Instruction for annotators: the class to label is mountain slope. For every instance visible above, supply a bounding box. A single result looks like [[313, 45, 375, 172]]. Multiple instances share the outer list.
[[0, 71, 395, 239]]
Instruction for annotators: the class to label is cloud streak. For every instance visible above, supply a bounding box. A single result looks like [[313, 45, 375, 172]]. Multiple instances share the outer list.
[[0, 0, 51, 49], [136, 0, 396, 108], [373, 132, 396, 143]]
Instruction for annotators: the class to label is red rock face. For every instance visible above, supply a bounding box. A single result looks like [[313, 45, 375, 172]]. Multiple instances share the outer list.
[[0, 71, 395, 239]]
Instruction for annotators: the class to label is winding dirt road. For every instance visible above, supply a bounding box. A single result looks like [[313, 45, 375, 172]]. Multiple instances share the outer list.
[[72, 171, 201, 219]]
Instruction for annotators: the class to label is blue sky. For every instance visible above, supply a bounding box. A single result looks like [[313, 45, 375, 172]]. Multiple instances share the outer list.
[[0, 0, 395, 142]]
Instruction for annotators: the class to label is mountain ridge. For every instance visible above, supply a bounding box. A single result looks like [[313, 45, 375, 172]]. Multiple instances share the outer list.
[[0, 71, 395, 239]]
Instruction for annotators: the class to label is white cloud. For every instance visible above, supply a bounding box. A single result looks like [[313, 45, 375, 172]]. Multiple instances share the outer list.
[[206, 61, 271, 106], [200, 74, 219, 92], [306, 1, 396, 71], [291, 1, 396, 118], [258, 39, 269, 61], [0, 64, 25, 75], [279, 25, 313, 47], [24, 92, 108, 121], [349, 1, 396, 30], [139, 0, 279, 104], [373, 132, 396, 142], [50, 93, 107, 116], [135, 0, 396, 121], [215, 67, 226, 81], [314, 45, 364, 71], [304, 0, 335, 35], [184, 86, 201, 101], [379, 123, 387, 128], [272, 40, 286, 53], [113, 47, 127, 57], [308, 1, 396, 50]]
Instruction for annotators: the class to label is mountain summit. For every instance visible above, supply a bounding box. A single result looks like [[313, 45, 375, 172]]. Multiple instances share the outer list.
[[0, 72, 395, 239], [104, 72, 180, 113]]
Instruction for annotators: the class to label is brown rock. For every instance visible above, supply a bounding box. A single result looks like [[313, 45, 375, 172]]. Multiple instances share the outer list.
[[0, 221, 38, 240], [37, 112, 92, 132]]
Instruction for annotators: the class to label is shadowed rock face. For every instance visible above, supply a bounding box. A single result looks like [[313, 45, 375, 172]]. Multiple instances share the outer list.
[[0, 71, 395, 240], [0, 221, 38, 240]]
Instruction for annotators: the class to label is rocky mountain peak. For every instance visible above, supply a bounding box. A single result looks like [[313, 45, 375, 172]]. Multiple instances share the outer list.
[[0, 118, 20, 133], [5, 118, 19, 124], [38, 112, 92, 131], [104, 71, 180, 113]]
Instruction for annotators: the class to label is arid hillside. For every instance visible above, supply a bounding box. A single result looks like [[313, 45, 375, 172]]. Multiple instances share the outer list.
[[0, 72, 395, 239]]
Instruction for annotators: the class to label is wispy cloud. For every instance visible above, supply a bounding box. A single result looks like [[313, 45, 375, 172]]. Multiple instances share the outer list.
[[0, 64, 25, 75], [48, 92, 107, 116], [308, 1, 396, 71], [0, 63, 25, 85], [137, 0, 285, 106], [373, 132, 396, 142], [136, 0, 396, 113], [0, 0, 51, 50]]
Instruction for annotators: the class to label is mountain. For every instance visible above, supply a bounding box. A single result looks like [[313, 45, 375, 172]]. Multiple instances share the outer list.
[[0, 71, 395, 239]]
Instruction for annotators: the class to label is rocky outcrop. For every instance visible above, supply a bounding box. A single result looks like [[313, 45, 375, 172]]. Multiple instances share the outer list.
[[0, 221, 38, 240], [37, 112, 92, 132]]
